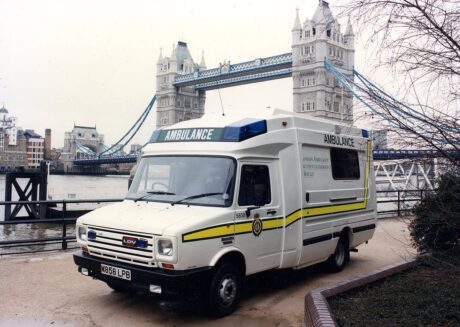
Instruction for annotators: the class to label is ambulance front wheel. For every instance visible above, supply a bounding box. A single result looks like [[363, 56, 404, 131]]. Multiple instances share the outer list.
[[207, 262, 242, 317], [327, 237, 348, 272]]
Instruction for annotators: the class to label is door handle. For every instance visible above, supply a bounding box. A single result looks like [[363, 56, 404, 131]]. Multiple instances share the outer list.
[[267, 210, 277, 215]]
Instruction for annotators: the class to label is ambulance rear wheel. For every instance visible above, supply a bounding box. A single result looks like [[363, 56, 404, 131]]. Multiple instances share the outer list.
[[207, 262, 241, 317], [327, 237, 348, 272]]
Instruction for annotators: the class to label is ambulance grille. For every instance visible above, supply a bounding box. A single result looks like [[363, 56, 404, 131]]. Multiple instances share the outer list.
[[86, 225, 156, 267]]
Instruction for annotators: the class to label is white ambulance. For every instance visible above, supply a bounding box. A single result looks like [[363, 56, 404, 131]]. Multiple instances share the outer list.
[[74, 109, 377, 316]]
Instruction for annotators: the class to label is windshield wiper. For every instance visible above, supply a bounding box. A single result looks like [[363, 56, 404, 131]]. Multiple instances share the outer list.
[[133, 191, 175, 203], [171, 192, 224, 206]]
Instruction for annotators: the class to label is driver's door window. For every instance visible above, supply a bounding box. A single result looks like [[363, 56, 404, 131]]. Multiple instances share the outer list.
[[238, 165, 271, 207]]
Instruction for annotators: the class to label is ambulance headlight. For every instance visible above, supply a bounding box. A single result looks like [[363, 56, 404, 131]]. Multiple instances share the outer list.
[[158, 239, 173, 256], [77, 226, 87, 242]]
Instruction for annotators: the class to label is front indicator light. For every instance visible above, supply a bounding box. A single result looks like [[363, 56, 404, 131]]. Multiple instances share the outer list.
[[161, 263, 174, 269]]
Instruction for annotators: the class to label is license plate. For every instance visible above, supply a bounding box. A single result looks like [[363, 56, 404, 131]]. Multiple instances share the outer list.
[[101, 264, 131, 281]]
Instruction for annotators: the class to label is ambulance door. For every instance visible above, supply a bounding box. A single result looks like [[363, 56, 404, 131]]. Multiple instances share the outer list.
[[299, 145, 336, 265], [234, 161, 283, 274]]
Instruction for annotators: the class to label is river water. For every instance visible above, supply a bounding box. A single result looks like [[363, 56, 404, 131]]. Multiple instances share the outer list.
[[0, 175, 129, 254]]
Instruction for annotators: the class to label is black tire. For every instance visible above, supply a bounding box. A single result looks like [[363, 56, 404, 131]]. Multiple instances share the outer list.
[[207, 262, 242, 317], [326, 237, 348, 273]]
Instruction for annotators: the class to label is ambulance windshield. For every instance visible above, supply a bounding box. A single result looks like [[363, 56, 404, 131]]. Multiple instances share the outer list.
[[126, 156, 236, 207]]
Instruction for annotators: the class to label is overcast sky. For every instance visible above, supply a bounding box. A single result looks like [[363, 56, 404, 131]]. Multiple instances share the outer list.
[[0, 0, 375, 148]]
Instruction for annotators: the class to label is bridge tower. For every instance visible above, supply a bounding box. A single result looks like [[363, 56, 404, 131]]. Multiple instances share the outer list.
[[292, 0, 355, 123], [155, 41, 207, 128]]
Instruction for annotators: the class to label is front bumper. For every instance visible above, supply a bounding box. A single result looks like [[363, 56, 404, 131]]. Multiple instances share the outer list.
[[73, 251, 213, 298]]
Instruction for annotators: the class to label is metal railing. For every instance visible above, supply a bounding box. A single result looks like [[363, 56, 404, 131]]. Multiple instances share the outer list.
[[0, 190, 432, 256], [0, 198, 123, 255], [376, 189, 433, 216]]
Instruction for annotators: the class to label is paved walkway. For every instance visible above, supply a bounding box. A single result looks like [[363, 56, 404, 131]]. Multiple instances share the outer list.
[[0, 218, 415, 327]]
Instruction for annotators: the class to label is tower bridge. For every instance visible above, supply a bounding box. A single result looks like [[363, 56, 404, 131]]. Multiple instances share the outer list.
[[172, 52, 293, 90], [71, 0, 458, 191]]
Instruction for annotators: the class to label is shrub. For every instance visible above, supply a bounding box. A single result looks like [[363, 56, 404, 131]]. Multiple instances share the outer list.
[[409, 173, 460, 252]]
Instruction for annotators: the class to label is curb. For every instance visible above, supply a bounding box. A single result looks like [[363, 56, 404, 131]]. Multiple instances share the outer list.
[[304, 258, 417, 327]]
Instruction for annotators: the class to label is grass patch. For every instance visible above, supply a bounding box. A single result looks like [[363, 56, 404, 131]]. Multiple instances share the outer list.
[[329, 256, 460, 327]]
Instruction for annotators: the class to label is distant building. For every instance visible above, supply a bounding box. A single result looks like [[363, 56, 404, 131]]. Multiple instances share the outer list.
[[63, 125, 105, 157], [0, 105, 51, 170], [130, 143, 142, 153], [155, 41, 206, 128], [0, 130, 28, 169], [24, 130, 45, 169], [44, 129, 52, 160], [0, 105, 19, 147], [62, 125, 105, 170], [49, 148, 62, 170], [292, 1, 355, 123]]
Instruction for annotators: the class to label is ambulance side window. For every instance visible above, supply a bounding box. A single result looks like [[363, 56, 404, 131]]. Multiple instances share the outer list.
[[238, 165, 271, 206], [330, 148, 360, 180]]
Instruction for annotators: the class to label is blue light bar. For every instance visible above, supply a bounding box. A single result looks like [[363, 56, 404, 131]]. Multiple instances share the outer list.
[[223, 119, 267, 142], [87, 230, 97, 240], [361, 129, 369, 138], [150, 129, 161, 143], [136, 238, 148, 248]]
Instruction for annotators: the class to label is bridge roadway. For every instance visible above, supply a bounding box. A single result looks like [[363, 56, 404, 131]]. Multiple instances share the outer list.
[[0, 218, 414, 327]]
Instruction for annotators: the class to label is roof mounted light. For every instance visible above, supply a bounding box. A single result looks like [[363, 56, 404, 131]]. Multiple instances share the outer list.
[[150, 129, 161, 143], [223, 119, 267, 142]]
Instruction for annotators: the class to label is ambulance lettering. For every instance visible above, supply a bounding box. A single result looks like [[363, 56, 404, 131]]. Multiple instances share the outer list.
[[324, 134, 355, 147]]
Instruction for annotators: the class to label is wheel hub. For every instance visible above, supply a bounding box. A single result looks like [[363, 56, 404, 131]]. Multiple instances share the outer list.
[[219, 277, 237, 305]]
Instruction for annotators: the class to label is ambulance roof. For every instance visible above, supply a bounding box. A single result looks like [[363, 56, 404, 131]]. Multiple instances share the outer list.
[[143, 109, 369, 157], [148, 109, 365, 143]]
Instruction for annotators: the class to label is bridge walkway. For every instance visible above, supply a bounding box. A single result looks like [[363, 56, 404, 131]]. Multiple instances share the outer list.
[[0, 218, 413, 327]]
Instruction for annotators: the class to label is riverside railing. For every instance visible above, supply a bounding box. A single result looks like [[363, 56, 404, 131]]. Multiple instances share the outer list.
[[376, 189, 433, 216], [0, 198, 123, 255], [0, 190, 432, 255]]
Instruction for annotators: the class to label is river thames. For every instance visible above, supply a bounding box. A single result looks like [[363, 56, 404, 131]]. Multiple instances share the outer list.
[[0, 174, 129, 218], [0, 175, 130, 254]]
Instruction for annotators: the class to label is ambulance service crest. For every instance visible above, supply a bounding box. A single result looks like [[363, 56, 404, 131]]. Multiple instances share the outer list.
[[252, 214, 263, 237]]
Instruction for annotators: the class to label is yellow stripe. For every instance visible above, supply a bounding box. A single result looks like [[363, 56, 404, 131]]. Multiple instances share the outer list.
[[262, 217, 284, 230], [183, 224, 233, 242], [363, 140, 371, 206], [183, 140, 372, 242], [285, 209, 303, 226], [234, 222, 253, 234]]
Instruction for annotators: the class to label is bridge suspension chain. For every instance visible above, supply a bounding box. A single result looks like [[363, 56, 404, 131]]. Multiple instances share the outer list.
[[99, 95, 157, 156], [74, 140, 96, 155], [324, 58, 460, 146]]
